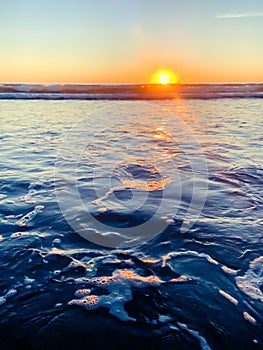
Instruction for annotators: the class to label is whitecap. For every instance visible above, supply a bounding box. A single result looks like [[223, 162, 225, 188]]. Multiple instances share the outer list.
[[219, 289, 238, 305], [162, 250, 220, 267], [243, 311, 257, 324], [221, 265, 239, 275], [178, 322, 212, 350], [16, 205, 44, 226], [0, 289, 17, 306], [235, 256, 263, 302]]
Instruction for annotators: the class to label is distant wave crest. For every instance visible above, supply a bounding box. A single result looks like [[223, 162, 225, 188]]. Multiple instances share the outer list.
[[0, 83, 262, 100]]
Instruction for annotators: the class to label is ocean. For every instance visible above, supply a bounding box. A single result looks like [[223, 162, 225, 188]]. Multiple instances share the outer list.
[[0, 84, 262, 349]]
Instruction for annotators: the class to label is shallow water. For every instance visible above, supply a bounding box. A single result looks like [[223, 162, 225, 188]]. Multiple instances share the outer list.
[[0, 99, 262, 349]]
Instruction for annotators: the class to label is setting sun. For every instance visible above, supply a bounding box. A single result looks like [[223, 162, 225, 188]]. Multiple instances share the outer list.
[[151, 70, 179, 85]]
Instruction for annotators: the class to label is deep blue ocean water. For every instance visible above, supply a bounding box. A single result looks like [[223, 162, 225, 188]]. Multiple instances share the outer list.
[[0, 96, 262, 349]]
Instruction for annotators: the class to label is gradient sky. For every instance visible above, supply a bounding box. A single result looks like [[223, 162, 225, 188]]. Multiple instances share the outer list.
[[0, 0, 263, 83]]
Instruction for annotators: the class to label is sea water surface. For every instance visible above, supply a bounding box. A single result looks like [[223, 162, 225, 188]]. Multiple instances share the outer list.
[[0, 92, 262, 349]]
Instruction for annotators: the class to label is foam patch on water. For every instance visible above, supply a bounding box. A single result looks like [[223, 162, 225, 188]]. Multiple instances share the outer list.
[[0, 289, 17, 306], [235, 256, 263, 302], [243, 311, 257, 325], [16, 205, 44, 226], [162, 250, 220, 267], [52, 238, 62, 245], [177, 322, 212, 350], [158, 314, 172, 323], [24, 276, 35, 285], [0, 297, 6, 306], [69, 269, 184, 321], [219, 289, 238, 305], [221, 265, 239, 275], [10, 232, 26, 238]]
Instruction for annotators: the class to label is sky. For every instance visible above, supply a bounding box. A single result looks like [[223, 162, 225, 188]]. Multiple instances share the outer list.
[[0, 0, 262, 83]]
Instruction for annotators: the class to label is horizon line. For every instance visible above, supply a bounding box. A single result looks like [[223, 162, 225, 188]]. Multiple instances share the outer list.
[[1, 81, 263, 86]]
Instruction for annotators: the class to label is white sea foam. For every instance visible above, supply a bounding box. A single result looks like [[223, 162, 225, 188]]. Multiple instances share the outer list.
[[24, 276, 35, 285], [221, 265, 239, 275], [16, 205, 44, 226], [178, 322, 212, 350], [5, 289, 17, 298], [69, 269, 183, 322], [235, 256, 263, 302], [0, 297, 6, 305], [163, 250, 220, 266], [219, 289, 238, 305], [52, 238, 62, 245], [0, 289, 17, 306], [158, 315, 172, 323], [243, 311, 257, 324]]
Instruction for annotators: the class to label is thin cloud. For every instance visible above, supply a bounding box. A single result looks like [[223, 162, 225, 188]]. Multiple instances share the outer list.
[[217, 12, 263, 19]]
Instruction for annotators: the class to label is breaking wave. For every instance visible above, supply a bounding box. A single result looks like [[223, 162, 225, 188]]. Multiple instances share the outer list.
[[0, 83, 263, 100]]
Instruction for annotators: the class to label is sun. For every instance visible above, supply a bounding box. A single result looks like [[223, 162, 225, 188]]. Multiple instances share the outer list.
[[151, 69, 178, 85]]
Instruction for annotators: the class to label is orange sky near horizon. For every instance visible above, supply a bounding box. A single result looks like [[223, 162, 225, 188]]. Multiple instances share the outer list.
[[2, 59, 262, 84]]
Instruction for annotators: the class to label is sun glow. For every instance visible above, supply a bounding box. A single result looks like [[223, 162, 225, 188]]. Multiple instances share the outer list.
[[151, 70, 178, 85]]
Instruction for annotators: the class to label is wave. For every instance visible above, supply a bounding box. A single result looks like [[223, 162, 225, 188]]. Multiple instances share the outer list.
[[0, 83, 262, 100]]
